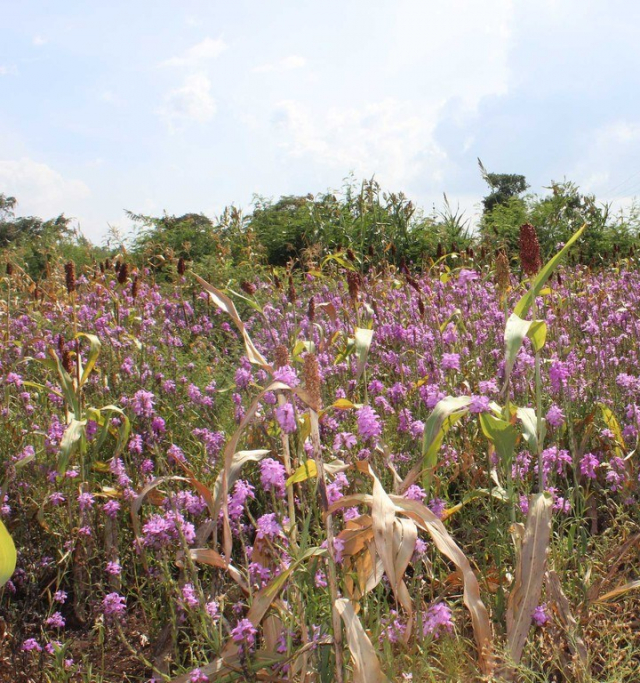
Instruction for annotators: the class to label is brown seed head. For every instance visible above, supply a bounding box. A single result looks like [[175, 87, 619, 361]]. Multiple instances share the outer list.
[[117, 262, 129, 285], [274, 344, 290, 369], [519, 223, 542, 277], [177, 257, 186, 275], [346, 248, 356, 262], [64, 262, 76, 294], [240, 280, 256, 296], [303, 353, 322, 411], [307, 296, 315, 322], [287, 275, 296, 304], [495, 250, 511, 292], [132, 275, 139, 299], [6, 262, 13, 277], [346, 271, 360, 303]]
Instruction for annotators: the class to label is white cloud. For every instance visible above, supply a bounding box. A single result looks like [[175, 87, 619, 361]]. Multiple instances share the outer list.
[[0, 158, 90, 218], [270, 99, 448, 189], [0, 64, 17, 76], [33, 35, 47, 46], [157, 74, 217, 129], [253, 55, 307, 73], [161, 37, 227, 67]]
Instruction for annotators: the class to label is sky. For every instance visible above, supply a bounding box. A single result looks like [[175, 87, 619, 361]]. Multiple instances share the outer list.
[[2, 0, 640, 242]]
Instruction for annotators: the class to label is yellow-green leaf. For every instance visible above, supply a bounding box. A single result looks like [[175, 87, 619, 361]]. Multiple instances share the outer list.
[[286, 460, 318, 487], [0, 518, 16, 588]]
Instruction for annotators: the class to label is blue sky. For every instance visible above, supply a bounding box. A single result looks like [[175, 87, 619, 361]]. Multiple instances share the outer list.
[[2, 0, 640, 242]]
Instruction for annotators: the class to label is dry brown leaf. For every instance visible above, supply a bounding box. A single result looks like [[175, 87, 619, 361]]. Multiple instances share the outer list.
[[546, 569, 588, 665], [194, 274, 272, 371], [329, 491, 494, 675], [335, 598, 389, 683], [506, 492, 553, 665], [389, 495, 495, 675], [595, 579, 640, 603]]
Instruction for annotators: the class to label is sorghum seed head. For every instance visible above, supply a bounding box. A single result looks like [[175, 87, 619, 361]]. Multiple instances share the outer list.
[[64, 262, 76, 294], [302, 353, 322, 411], [177, 257, 186, 275], [117, 262, 129, 285], [519, 223, 542, 277], [274, 344, 290, 369]]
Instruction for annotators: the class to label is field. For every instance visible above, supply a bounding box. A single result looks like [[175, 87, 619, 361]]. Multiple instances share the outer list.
[[1, 234, 640, 682]]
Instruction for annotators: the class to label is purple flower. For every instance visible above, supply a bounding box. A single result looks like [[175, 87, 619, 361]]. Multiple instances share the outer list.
[[190, 669, 209, 683], [422, 602, 453, 638], [131, 390, 155, 418], [532, 604, 549, 627], [106, 561, 122, 576], [77, 492, 95, 511], [231, 618, 258, 646], [53, 590, 68, 603], [357, 405, 382, 441], [441, 353, 461, 371], [275, 402, 297, 433], [182, 583, 200, 609], [255, 513, 282, 540], [22, 638, 42, 652], [468, 395, 490, 414], [546, 405, 565, 428], [103, 500, 121, 518], [259, 458, 286, 495], [46, 612, 66, 629], [102, 592, 126, 620], [580, 452, 600, 479]]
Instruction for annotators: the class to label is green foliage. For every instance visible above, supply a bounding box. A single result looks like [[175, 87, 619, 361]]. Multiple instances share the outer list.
[[479, 159, 529, 214]]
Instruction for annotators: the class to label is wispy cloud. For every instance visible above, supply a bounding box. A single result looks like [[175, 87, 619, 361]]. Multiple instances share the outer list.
[[0, 64, 18, 76], [270, 99, 447, 189], [32, 35, 47, 46], [161, 37, 227, 68], [253, 55, 307, 73], [0, 157, 90, 217], [157, 73, 217, 129]]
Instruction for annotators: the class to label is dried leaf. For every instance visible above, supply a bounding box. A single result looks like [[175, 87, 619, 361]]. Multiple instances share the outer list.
[[595, 579, 640, 603], [506, 493, 553, 664], [194, 274, 272, 371], [335, 598, 388, 683], [546, 570, 588, 665]]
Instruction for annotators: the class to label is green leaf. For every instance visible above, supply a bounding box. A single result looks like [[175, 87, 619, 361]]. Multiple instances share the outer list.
[[513, 223, 586, 319], [58, 418, 87, 475], [286, 460, 317, 487], [0, 518, 16, 588], [401, 396, 471, 492], [479, 412, 518, 465], [527, 320, 547, 353], [516, 407, 546, 454], [76, 333, 101, 388]]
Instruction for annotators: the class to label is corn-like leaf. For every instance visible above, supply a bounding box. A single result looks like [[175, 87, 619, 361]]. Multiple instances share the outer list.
[[286, 460, 317, 487], [58, 418, 87, 475], [354, 327, 374, 381], [546, 570, 588, 665], [75, 332, 101, 388], [503, 314, 546, 390], [329, 492, 494, 674], [516, 406, 545, 454], [369, 465, 416, 640], [506, 492, 553, 664], [0, 517, 16, 588], [479, 412, 518, 466], [513, 223, 586, 319], [335, 598, 389, 683], [194, 274, 272, 371], [401, 395, 471, 492], [389, 496, 494, 675], [595, 579, 640, 603]]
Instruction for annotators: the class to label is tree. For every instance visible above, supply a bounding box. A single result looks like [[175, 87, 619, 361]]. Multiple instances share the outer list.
[[478, 159, 529, 214]]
